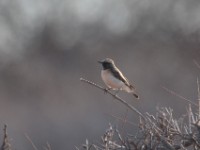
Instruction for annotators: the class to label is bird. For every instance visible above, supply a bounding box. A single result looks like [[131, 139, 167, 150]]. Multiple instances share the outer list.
[[98, 58, 139, 99]]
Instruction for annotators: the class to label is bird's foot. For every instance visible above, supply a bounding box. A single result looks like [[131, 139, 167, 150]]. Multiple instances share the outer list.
[[104, 88, 112, 94]]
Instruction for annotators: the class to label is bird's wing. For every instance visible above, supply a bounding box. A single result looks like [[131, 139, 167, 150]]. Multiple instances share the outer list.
[[111, 67, 131, 87]]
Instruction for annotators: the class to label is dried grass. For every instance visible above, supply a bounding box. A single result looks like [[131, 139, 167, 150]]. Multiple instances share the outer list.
[[78, 75, 200, 150]]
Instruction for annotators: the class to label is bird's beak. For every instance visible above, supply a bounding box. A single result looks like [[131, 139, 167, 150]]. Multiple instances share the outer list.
[[98, 60, 103, 64]]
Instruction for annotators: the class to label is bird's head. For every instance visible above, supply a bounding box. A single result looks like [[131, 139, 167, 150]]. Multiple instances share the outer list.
[[98, 58, 115, 70]]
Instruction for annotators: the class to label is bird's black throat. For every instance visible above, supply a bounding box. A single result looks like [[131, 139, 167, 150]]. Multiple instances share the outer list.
[[102, 62, 115, 70]]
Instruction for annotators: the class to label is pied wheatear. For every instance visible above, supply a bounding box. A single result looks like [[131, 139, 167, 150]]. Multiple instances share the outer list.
[[98, 58, 139, 99]]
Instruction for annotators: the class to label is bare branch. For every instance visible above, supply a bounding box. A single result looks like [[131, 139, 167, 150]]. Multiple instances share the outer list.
[[44, 142, 51, 150], [106, 113, 137, 126], [25, 133, 39, 150], [197, 77, 200, 119], [80, 77, 145, 120], [188, 104, 192, 134], [162, 86, 198, 107], [193, 59, 200, 70], [0, 125, 11, 150]]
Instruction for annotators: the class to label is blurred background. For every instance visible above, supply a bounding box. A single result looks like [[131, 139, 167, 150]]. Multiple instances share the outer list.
[[0, 0, 200, 149]]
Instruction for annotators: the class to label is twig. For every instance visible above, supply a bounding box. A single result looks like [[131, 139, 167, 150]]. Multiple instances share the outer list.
[[44, 142, 51, 150], [193, 59, 200, 70], [80, 77, 145, 120], [1, 124, 11, 150], [25, 133, 39, 150], [197, 77, 200, 119], [157, 134, 176, 150], [75, 146, 79, 150], [120, 109, 129, 141], [162, 86, 198, 107], [115, 128, 127, 149], [106, 113, 137, 126], [188, 104, 192, 134]]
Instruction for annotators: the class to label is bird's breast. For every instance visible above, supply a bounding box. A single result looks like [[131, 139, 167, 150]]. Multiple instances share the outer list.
[[101, 69, 124, 89]]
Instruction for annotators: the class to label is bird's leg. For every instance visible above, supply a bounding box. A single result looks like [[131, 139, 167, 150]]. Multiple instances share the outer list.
[[114, 86, 123, 96], [104, 87, 112, 94], [114, 89, 121, 96]]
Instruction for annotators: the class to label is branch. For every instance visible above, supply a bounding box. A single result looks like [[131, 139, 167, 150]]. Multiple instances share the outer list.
[[162, 86, 198, 107], [0, 125, 11, 150], [25, 133, 39, 150], [193, 59, 200, 70], [197, 77, 200, 119], [80, 78, 145, 120]]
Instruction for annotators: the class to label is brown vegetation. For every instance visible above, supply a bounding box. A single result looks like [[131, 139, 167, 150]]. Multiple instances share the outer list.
[[77, 77, 200, 150]]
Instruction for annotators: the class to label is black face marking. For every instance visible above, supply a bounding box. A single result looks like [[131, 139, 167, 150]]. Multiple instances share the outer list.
[[101, 62, 114, 70], [99, 58, 115, 70]]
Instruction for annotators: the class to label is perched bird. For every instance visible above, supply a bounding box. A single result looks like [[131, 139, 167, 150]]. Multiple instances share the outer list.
[[98, 58, 139, 99]]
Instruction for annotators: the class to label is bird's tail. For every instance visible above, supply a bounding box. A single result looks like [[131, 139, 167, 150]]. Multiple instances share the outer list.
[[133, 93, 139, 99], [129, 85, 139, 99]]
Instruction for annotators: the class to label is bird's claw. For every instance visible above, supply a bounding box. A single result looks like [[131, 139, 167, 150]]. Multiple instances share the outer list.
[[104, 88, 111, 94]]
